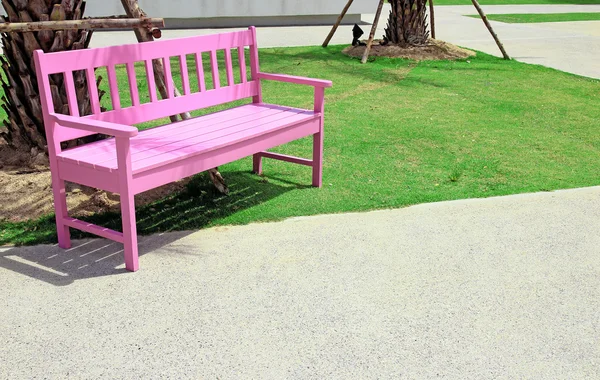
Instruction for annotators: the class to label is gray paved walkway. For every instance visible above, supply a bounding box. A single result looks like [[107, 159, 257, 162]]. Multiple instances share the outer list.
[[2, 187, 600, 378]]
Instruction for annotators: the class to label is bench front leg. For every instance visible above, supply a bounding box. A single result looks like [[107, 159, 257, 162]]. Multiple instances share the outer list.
[[52, 174, 72, 249], [312, 87, 325, 187], [116, 137, 139, 272], [46, 125, 71, 249]]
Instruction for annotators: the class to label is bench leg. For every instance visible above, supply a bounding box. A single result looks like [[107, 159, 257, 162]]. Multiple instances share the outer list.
[[253, 153, 263, 175], [116, 137, 139, 272], [120, 190, 139, 272], [51, 177, 71, 249], [312, 131, 324, 188]]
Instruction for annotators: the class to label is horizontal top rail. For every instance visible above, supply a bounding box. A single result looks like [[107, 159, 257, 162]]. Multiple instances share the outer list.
[[35, 29, 254, 74]]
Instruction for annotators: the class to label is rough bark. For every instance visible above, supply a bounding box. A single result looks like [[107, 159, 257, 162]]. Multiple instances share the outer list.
[[384, 0, 430, 46], [120, 0, 229, 194], [0, 17, 164, 32], [0, 0, 103, 153]]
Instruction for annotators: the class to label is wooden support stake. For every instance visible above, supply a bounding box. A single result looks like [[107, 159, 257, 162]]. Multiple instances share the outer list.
[[471, 0, 510, 60], [361, 0, 385, 64], [120, 0, 229, 194], [0, 17, 165, 33], [429, 0, 436, 39], [322, 0, 354, 48]]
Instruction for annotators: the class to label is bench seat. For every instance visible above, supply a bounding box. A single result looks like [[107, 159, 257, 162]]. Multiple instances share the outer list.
[[58, 104, 318, 175], [34, 27, 331, 271]]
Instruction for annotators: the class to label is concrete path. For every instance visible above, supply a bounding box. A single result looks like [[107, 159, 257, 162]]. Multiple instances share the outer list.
[[89, 4, 600, 79], [2, 186, 599, 378]]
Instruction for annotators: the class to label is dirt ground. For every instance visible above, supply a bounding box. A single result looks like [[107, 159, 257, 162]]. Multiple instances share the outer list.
[[343, 39, 476, 61], [0, 144, 189, 222]]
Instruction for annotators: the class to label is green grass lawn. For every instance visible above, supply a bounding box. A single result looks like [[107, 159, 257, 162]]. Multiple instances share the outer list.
[[1, 46, 599, 245], [435, 0, 600, 4], [469, 12, 600, 22]]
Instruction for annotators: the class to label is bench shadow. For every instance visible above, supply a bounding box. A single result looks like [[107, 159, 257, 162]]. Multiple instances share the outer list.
[[0, 232, 191, 286], [0, 170, 296, 286]]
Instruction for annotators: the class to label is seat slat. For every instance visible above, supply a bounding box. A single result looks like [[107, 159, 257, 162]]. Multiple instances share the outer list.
[[99, 108, 311, 169], [131, 111, 316, 174], [57, 104, 316, 175], [59, 104, 288, 159], [64, 105, 293, 164]]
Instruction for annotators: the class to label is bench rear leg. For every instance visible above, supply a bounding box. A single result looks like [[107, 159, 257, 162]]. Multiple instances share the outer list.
[[312, 131, 323, 188], [253, 154, 263, 175], [120, 189, 139, 272], [312, 87, 325, 188], [51, 176, 71, 249]]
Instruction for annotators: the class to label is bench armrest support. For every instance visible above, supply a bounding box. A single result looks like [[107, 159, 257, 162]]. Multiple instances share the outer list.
[[50, 113, 138, 138], [257, 72, 332, 88]]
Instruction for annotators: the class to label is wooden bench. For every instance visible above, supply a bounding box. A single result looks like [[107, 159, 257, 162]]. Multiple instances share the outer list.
[[34, 27, 332, 272]]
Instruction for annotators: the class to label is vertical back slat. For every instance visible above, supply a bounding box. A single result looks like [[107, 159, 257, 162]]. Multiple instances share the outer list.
[[126, 62, 140, 106], [106, 65, 121, 110], [224, 48, 234, 86], [63, 71, 79, 117], [195, 52, 206, 92], [163, 56, 174, 98], [248, 26, 262, 103], [179, 55, 191, 95], [210, 50, 220, 90], [86, 68, 101, 114], [237, 46, 247, 83], [145, 59, 158, 102]]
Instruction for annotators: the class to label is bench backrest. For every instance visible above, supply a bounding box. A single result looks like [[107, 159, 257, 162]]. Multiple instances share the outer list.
[[34, 27, 261, 144]]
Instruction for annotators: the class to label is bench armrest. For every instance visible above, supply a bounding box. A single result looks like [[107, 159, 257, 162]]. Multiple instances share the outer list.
[[50, 113, 138, 138], [257, 72, 332, 88]]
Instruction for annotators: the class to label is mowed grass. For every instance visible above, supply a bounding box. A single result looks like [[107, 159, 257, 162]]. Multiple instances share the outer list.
[[435, 0, 600, 4], [1, 45, 600, 245], [469, 12, 600, 22]]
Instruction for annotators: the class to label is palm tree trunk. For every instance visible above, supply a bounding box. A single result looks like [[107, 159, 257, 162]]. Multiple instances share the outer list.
[[0, 0, 102, 154], [384, 0, 430, 46]]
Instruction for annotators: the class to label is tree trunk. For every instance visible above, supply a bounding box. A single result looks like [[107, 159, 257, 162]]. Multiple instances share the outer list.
[[0, 0, 103, 153], [120, 0, 229, 194], [384, 0, 430, 46]]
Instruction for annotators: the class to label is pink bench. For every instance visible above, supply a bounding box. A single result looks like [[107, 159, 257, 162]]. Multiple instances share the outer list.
[[34, 27, 332, 272]]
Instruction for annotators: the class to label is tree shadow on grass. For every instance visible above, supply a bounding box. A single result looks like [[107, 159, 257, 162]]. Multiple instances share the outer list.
[[0, 171, 297, 285]]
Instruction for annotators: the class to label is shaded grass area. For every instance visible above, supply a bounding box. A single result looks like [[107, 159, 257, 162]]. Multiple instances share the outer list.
[[1, 45, 600, 245], [469, 12, 600, 22], [436, 0, 600, 4]]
